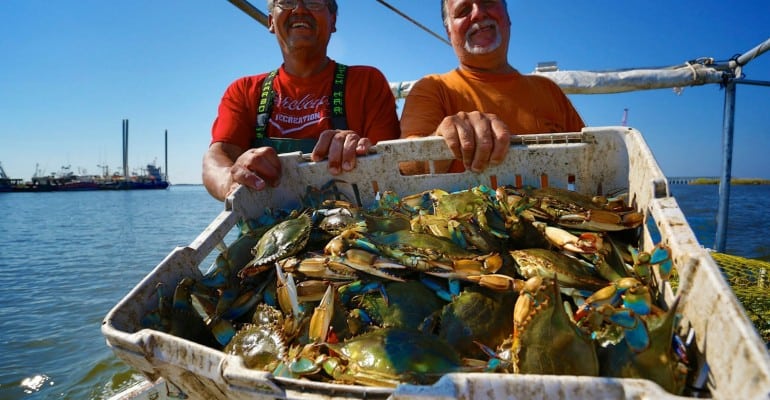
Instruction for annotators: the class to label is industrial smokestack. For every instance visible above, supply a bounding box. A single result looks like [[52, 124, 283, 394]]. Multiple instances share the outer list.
[[122, 119, 129, 180], [164, 129, 168, 182]]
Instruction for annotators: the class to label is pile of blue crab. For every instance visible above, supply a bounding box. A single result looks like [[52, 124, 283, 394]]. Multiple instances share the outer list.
[[142, 183, 694, 394]]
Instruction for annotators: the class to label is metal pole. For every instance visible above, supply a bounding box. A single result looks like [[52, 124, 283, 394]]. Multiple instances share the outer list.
[[164, 129, 169, 182], [734, 37, 770, 67], [736, 79, 770, 88], [226, 0, 269, 28], [374, 0, 451, 47], [714, 80, 736, 252], [123, 119, 129, 180]]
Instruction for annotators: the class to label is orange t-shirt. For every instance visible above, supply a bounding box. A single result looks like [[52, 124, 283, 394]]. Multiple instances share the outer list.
[[212, 61, 400, 150], [400, 68, 585, 172]]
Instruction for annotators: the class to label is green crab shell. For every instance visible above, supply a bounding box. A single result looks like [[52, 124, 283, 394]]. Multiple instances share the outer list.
[[225, 322, 287, 370], [514, 277, 599, 376], [598, 298, 687, 395], [367, 230, 484, 264], [510, 248, 608, 293], [326, 327, 462, 385], [438, 287, 514, 359], [250, 213, 312, 266], [358, 280, 446, 330]]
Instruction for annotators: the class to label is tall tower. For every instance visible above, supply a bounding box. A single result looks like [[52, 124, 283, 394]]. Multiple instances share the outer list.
[[621, 108, 629, 127]]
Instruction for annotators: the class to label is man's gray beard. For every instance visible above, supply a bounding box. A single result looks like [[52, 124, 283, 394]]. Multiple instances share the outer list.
[[463, 21, 502, 54], [464, 35, 501, 54]]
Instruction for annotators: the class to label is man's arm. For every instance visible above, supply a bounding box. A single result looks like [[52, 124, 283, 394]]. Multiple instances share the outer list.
[[203, 142, 282, 201], [400, 76, 511, 174], [399, 76, 449, 174], [202, 142, 242, 201]]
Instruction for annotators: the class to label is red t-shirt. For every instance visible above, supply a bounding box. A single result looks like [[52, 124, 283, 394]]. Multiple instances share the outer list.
[[211, 61, 400, 150]]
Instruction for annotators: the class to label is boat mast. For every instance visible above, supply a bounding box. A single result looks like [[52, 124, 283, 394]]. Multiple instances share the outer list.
[[164, 129, 169, 182], [122, 119, 129, 181]]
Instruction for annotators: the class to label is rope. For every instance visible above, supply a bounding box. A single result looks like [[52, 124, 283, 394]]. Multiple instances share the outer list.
[[374, 0, 451, 47]]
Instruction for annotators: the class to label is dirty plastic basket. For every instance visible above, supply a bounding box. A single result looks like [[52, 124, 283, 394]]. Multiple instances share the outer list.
[[102, 127, 770, 400]]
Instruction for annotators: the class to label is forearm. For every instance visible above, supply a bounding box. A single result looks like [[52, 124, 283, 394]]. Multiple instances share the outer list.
[[202, 145, 238, 201]]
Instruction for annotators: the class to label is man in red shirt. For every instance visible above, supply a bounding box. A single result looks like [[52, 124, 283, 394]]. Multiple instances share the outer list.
[[399, 0, 584, 175], [204, 0, 400, 200]]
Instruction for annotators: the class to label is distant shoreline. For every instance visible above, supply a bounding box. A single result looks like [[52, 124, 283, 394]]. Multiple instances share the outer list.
[[687, 178, 770, 185]]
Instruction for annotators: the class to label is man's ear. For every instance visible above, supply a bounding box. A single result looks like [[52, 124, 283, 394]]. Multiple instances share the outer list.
[[268, 14, 275, 33], [330, 14, 337, 33]]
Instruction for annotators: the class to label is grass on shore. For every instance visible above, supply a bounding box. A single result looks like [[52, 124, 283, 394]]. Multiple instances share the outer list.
[[689, 178, 770, 185]]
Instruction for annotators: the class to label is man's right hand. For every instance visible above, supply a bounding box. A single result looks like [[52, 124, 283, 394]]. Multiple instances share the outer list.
[[230, 146, 282, 192], [436, 111, 511, 172]]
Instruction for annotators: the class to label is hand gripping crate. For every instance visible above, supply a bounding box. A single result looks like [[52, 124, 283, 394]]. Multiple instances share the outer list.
[[102, 127, 770, 400]]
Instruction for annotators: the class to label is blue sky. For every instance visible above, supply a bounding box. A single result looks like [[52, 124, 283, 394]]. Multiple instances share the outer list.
[[1, 0, 768, 184]]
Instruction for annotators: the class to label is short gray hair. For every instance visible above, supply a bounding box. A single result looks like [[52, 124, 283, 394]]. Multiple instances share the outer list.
[[267, 0, 338, 15], [441, 0, 507, 28]]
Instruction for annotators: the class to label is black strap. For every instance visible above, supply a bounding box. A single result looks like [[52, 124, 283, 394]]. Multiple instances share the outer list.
[[330, 62, 348, 130], [254, 69, 277, 140], [252, 63, 348, 152]]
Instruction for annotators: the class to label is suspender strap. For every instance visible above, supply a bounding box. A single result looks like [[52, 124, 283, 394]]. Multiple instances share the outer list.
[[330, 63, 348, 130], [252, 63, 349, 152], [255, 69, 277, 140]]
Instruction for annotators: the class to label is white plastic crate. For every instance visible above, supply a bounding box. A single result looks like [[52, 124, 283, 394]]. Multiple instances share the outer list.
[[102, 127, 770, 400]]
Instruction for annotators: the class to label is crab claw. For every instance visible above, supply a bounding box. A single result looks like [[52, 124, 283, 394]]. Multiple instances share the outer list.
[[338, 280, 389, 305], [604, 308, 650, 353], [466, 274, 525, 293], [649, 244, 673, 280], [309, 284, 335, 343], [276, 265, 302, 319]]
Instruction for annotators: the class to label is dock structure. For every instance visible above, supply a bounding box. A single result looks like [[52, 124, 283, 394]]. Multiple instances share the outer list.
[[668, 176, 720, 185]]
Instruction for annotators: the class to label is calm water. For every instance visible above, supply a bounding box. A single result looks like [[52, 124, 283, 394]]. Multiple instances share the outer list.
[[0, 184, 768, 399]]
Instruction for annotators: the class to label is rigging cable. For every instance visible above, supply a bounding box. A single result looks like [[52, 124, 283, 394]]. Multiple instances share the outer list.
[[373, 0, 451, 47]]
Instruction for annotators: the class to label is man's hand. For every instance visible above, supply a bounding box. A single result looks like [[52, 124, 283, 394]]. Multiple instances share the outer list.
[[436, 111, 511, 172], [311, 129, 372, 175], [230, 146, 282, 192]]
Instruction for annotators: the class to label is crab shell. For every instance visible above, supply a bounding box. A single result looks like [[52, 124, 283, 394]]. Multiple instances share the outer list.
[[512, 276, 599, 376], [242, 213, 312, 277], [325, 327, 463, 387], [598, 298, 688, 395]]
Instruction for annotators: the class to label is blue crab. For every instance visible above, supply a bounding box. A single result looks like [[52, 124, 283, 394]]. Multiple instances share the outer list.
[[516, 187, 644, 232], [598, 298, 688, 395], [239, 211, 312, 278], [573, 243, 675, 351], [224, 303, 288, 370], [141, 279, 220, 348], [349, 280, 446, 331], [510, 248, 609, 299], [510, 276, 599, 375], [410, 186, 508, 250], [346, 229, 502, 273], [322, 328, 464, 387], [434, 286, 515, 359]]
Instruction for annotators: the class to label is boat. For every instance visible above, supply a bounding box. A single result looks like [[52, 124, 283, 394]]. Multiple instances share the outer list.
[[6, 120, 170, 192], [0, 162, 14, 192], [104, 2, 770, 399], [6, 163, 169, 192], [99, 164, 170, 190], [0, 161, 34, 192]]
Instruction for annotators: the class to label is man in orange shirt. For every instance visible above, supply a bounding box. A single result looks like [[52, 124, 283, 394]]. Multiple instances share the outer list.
[[203, 0, 400, 201], [400, 0, 584, 175]]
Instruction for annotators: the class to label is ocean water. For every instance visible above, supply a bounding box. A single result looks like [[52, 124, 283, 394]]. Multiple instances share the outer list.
[[0, 184, 768, 399]]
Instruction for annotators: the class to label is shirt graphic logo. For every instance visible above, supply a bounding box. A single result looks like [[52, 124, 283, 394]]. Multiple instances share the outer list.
[[270, 94, 329, 136]]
